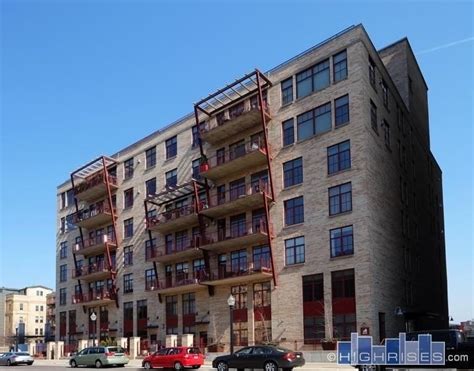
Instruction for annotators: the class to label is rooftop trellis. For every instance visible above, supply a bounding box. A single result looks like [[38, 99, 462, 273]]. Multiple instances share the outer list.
[[146, 180, 206, 207], [71, 156, 117, 179]]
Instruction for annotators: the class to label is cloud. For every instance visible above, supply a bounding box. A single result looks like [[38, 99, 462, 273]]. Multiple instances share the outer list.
[[417, 37, 474, 55]]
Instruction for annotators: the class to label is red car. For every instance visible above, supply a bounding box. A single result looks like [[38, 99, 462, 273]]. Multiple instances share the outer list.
[[142, 346, 204, 370]]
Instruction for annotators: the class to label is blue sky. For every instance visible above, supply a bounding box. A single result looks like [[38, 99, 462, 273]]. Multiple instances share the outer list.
[[1, 1, 472, 322]]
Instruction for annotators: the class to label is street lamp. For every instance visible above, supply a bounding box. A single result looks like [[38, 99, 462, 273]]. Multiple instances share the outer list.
[[227, 294, 235, 354], [90, 311, 97, 347]]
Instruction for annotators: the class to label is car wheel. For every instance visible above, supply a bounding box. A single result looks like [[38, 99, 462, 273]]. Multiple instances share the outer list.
[[264, 361, 278, 371], [216, 361, 228, 371], [70, 360, 78, 368], [143, 361, 153, 369], [95, 359, 103, 368], [174, 361, 183, 370]]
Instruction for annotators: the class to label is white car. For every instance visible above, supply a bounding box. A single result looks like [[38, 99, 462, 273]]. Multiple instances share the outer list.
[[0, 351, 34, 366]]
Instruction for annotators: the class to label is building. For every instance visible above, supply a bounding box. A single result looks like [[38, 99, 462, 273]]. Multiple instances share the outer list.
[[55, 24, 448, 351], [4, 286, 53, 348], [45, 293, 56, 342], [0, 287, 21, 349]]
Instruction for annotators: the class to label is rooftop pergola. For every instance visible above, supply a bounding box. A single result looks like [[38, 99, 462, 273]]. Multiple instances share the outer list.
[[71, 156, 117, 179], [194, 69, 272, 117], [145, 180, 206, 207]]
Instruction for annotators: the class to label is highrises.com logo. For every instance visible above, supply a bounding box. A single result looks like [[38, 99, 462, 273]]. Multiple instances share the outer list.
[[337, 333, 445, 365]]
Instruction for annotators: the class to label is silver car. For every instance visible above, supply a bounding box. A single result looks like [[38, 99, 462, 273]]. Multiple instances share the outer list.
[[0, 351, 34, 366]]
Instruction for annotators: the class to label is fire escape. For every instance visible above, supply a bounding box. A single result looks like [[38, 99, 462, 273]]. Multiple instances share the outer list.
[[70, 156, 120, 309]]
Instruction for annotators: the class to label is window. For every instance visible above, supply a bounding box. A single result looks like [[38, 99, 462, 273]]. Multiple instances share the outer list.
[[332, 269, 355, 298], [383, 120, 391, 148], [382, 80, 389, 108], [335, 95, 349, 127], [66, 213, 76, 231], [145, 268, 156, 290], [145, 178, 156, 197], [60, 264, 67, 282], [281, 77, 293, 105], [283, 157, 303, 188], [124, 246, 133, 267], [332, 269, 356, 340], [370, 100, 378, 133], [123, 273, 133, 293], [166, 169, 177, 188], [19, 303, 23, 311], [327, 140, 351, 174], [302, 274, 325, 343], [296, 59, 330, 99], [60, 242, 67, 259], [297, 102, 332, 141], [369, 56, 376, 87], [232, 285, 247, 310], [230, 213, 246, 238], [124, 158, 134, 179], [253, 245, 270, 269], [229, 177, 246, 200], [166, 136, 177, 159], [231, 249, 248, 274], [182, 293, 196, 315], [166, 295, 178, 316], [145, 146, 156, 168], [284, 196, 304, 225], [123, 218, 134, 238], [333, 50, 347, 82], [137, 300, 147, 338], [123, 302, 134, 337], [60, 192, 66, 209], [330, 226, 354, 257], [66, 189, 75, 207], [60, 217, 66, 234], [329, 183, 352, 215], [59, 288, 66, 306], [285, 236, 305, 265], [191, 125, 200, 148], [282, 118, 294, 146], [192, 159, 201, 179], [124, 188, 134, 208]]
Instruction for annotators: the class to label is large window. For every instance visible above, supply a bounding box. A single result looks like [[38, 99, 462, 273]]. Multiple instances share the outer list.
[[327, 140, 351, 174], [60, 265, 67, 282], [123, 302, 134, 337], [123, 218, 134, 238], [182, 293, 196, 315], [231, 285, 247, 310], [370, 100, 378, 132], [329, 183, 352, 215], [123, 273, 133, 293], [166, 169, 177, 187], [137, 300, 147, 338], [124, 188, 134, 208], [124, 246, 133, 266], [296, 59, 330, 99], [383, 120, 391, 148], [124, 158, 134, 179], [333, 50, 347, 82], [382, 80, 389, 108], [253, 245, 270, 269], [145, 269, 156, 290], [59, 288, 66, 306], [191, 125, 200, 148], [335, 95, 349, 127], [145, 178, 156, 197], [281, 77, 293, 105], [192, 159, 201, 179], [285, 236, 305, 265], [332, 269, 356, 340], [60, 242, 67, 259], [283, 157, 303, 188], [330, 226, 354, 257], [231, 249, 248, 274], [282, 118, 295, 146], [284, 196, 304, 225], [166, 136, 177, 159], [145, 146, 156, 168], [297, 102, 332, 141], [332, 269, 355, 298], [145, 238, 156, 260]]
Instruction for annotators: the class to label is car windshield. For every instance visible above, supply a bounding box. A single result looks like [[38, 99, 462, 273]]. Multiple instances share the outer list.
[[107, 347, 125, 353], [15, 352, 30, 356], [186, 348, 201, 354], [273, 347, 293, 353]]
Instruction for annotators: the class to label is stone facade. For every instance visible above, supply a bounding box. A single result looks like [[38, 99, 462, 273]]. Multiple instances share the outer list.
[[55, 24, 447, 352]]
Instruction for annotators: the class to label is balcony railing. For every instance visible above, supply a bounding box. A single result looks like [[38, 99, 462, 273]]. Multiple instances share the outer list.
[[72, 261, 115, 279], [145, 236, 202, 263], [200, 138, 267, 181], [203, 258, 272, 285], [146, 204, 198, 233], [199, 98, 270, 144], [74, 172, 118, 202], [73, 234, 117, 256], [148, 271, 208, 293], [72, 289, 115, 305], [72, 201, 115, 229]]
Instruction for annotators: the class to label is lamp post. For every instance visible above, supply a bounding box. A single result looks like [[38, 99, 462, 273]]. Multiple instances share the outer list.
[[15, 326, 18, 352], [90, 312, 97, 347], [227, 294, 235, 354]]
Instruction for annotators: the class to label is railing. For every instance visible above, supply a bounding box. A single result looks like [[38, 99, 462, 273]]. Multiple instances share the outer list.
[[153, 271, 208, 290], [147, 204, 196, 228], [46, 297, 55, 305], [72, 261, 114, 278], [74, 234, 116, 253], [72, 289, 115, 304], [202, 180, 269, 209], [200, 138, 266, 172], [145, 236, 200, 260], [74, 172, 118, 195], [145, 279, 158, 291], [207, 258, 272, 281], [201, 220, 268, 245], [200, 97, 269, 134], [71, 201, 115, 224]]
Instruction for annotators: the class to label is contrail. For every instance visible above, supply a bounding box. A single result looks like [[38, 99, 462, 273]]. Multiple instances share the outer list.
[[417, 37, 474, 55]]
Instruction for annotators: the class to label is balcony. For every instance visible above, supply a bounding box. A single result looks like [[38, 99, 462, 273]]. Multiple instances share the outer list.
[[72, 290, 115, 306], [202, 259, 272, 286], [145, 237, 203, 264], [72, 262, 114, 281], [200, 99, 270, 145], [74, 172, 118, 202], [200, 220, 270, 254], [72, 202, 115, 229], [147, 272, 208, 295], [147, 204, 198, 234], [200, 181, 270, 219], [200, 139, 268, 181], [73, 235, 117, 256]]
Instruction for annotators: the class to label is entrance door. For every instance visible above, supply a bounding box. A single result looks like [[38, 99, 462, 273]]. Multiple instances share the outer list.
[[199, 332, 208, 351]]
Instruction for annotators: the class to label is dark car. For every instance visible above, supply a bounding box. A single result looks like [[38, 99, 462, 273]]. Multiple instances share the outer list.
[[212, 345, 305, 371], [406, 329, 474, 351]]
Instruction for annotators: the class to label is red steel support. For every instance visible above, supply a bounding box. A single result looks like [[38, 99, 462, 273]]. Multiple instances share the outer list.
[[263, 193, 277, 287]]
